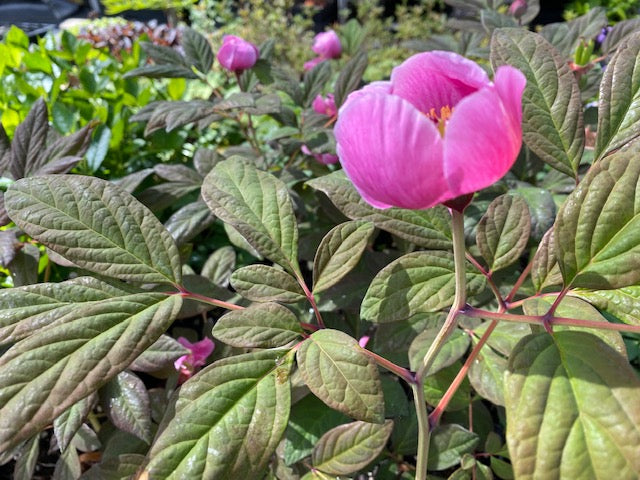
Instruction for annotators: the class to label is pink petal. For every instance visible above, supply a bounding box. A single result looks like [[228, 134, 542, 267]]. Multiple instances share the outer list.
[[443, 84, 523, 197], [390, 51, 490, 114], [189, 338, 215, 366], [494, 66, 526, 132], [335, 93, 448, 209], [174, 354, 188, 371], [312, 30, 342, 59], [339, 81, 392, 112], [217, 35, 259, 72]]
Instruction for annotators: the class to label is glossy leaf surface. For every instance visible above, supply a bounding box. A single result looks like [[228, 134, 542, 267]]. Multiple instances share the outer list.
[[506, 332, 640, 478], [144, 350, 292, 479], [297, 329, 384, 423], [5, 175, 182, 285], [491, 28, 584, 177], [202, 159, 300, 275]]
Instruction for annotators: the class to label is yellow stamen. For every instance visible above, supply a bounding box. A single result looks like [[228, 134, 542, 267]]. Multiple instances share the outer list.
[[426, 105, 453, 136]]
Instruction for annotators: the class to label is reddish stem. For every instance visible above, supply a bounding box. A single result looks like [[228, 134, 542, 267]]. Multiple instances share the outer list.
[[176, 288, 244, 311], [465, 306, 640, 334], [429, 320, 499, 427], [505, 260, 533, 303], [362, 349, 415, 385]]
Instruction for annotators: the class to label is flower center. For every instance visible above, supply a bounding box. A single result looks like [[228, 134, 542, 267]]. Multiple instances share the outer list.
[[426, 105, 453, 136]]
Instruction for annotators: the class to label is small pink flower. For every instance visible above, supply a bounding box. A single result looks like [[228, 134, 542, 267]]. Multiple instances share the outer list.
[[304, 56, 325, 71], [508, 0, 527, 18], [301, 145, 339, 165], [312, 93, 337, 117], [217, 35, 259, 72], [174, 337, 215, 382], [334, 51, 525, 210], [312, 30, 342, 59]]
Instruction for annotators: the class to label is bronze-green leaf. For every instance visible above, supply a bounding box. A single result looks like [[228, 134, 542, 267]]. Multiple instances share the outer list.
[[506, 332, 640, 478]]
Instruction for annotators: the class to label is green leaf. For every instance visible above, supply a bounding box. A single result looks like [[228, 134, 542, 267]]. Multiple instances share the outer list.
[[86, 125, 111, 173], [428, 424, 479, 471], [555, 146, 640, 289], [312, 420, 393, 475], [530, 228, 563, 292], [129, 334, 189, 372], [201, 246, 236, 287], [231, 265, 306, 303], [313, 221, 375, 294], [467, 343, 506, 406], [472, 321, 531, 356], [491, 28, 584, 177], [165, 201, 215, 246], [505, 331, 640, 478], [9, 98, 48, 179], [360, 251, 486, 324], [334, 51, 368, 108], [0, 293, 181, 453], [202, 159, 300, 275], [0, 276, 140, 345], [297, 329, 384, 423], [423, 363, 471, 411], [308, 171, 451, 249], [476, 194, 530, 272], [144, 350, 292, 479], [539, 7, 607, 57], [5, 175, 182, 285], [81, 454, 146, 480], [303, 61, 333, 107], [596, 32, 640, 159], [602, 18, 640, 55], [284, 394, 350, 466], [573, 286, 640, 325], [54, 393, 97, 452], [213, 302, 303, 348], [408, 329, 469, 374], [53, 442, 81, 480], [13, 435, 39, 480], [101, 371, 152, 444], [522, 295, 627, 356], [182, 27, 214, 73]]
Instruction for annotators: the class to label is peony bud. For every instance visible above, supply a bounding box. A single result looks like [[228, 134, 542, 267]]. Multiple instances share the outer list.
[[312, 30, 342, 59], [217, 35, 259, 72]]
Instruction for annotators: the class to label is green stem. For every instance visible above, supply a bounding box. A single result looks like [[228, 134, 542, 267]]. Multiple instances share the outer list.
[[412, 383, 430, 479], [413, 208, 467, 480], [416, 210, 467, 380]]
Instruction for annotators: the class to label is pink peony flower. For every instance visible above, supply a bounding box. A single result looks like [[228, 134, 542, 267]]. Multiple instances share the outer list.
[[312, 30, 342, 59], [174, 337, 215, 382], [312, 93, 337, 117], [508, 0, 528, 18], [301, 145, 339, 165], [334, 51, 525, 210], [217, 35, 259, 72]]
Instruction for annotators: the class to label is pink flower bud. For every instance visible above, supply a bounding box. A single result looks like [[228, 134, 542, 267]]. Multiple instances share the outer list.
[[312, 93, 337, 117], [312, 30, 342, 59], [508, 0, 527, 19], [301, 145, 339, 165], [217, 35, 259, 72]]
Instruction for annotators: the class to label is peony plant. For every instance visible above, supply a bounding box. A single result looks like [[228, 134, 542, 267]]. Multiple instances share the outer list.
[[2, 7, 640, 480]]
